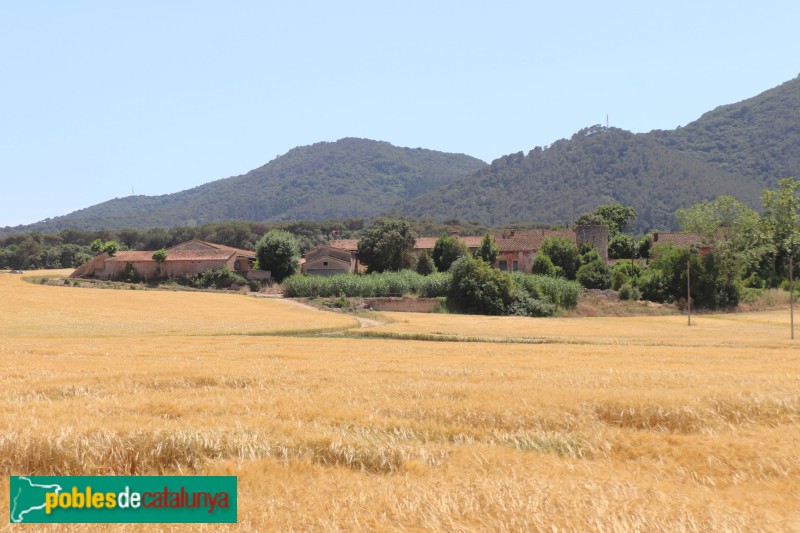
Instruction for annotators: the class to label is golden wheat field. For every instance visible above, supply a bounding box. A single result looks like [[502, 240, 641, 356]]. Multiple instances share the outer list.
[[1, 271, 799, 531]]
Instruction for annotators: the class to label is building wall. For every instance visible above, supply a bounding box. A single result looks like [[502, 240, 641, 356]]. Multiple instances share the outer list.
[[303, 256, 353, 275], [96, 259, 230, 280], [575, 225, 609, 262], [496, 250, 535, 273]]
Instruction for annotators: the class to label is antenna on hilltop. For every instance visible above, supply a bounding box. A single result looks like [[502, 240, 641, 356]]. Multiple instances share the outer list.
[[606, 114, 609, 129]]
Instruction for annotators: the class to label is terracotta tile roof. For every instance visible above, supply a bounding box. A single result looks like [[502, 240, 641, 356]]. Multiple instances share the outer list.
[[305, 246, 354, 263], [650, 232, 705, 248], [329, 239, 360, 252], [106, 249, 234, 262], [414, 236, 485, 250], [494, 230, 576, 252], [168, 240, 255, 258]]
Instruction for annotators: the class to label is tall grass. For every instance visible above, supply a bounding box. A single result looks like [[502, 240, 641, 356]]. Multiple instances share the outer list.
[[511, 272, 582, 308], [283, 271, 451, 298]]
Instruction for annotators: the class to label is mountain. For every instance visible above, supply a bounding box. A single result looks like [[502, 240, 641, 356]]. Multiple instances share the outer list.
[[5, 138, 486, 234], [393, 76, 800, 230], [5, 76, 800, 236], [653, 75, 800, 185]]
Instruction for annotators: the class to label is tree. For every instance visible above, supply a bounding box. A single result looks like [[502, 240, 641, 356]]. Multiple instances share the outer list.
[[416, 250, 436, 275], [608, 233, 637, 259], [531, 254, 556, 276], [357, 219, 417, 273], [595, 203, 637, 234], [539, 237, 580, 279], [475, 232, 498, 264], [432, 233, 468, 272], [89, 239, 118, 257], [760, 178, 800, 283], [256, 230, 300, 282], [448, 256, 515, 315], [152, 249, 168, 277], [576, 259, 612, 289]]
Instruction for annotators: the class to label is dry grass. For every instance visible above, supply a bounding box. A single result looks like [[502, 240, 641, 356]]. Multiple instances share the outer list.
[[1, 271, 799, 531]]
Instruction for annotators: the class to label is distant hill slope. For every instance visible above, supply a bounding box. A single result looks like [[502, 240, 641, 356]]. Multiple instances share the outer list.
[[654, 75, 800, 185], [6, 138, 486, 234], [6, 76, 800, 235], [391, 127, 763, 230], [393, 76, 800, 230]]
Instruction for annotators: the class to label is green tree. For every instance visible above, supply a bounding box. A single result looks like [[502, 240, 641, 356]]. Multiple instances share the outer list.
[[595, 203, 637, 235], [576, 259, 612, 289], [432, 233, 468, 272], [152, 249, 168, 277], [447, 256, 516, 315], [539, 237, 580, 279], [256, 230, 300, 282], [474, 232, 499, 264], [608, 233, 637, 259], [416, 250, 436, 275], [531, 254, 556, 276], [357, 219, 417, 273], [89, 239, 118, 257]]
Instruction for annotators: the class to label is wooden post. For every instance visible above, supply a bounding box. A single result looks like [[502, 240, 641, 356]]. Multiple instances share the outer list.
[[791, 256, 794, 340], [687, 259, 691, 327]]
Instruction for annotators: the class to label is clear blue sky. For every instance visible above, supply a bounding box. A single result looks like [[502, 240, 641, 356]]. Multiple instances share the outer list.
[[1, 1, 798, 228]]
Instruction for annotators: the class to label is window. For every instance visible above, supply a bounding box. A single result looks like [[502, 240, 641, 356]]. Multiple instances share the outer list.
[[323, 261, 329, 266], [499, 260, 508, 271], [234, 261, 241, 270], [512, 260, 519, 272]]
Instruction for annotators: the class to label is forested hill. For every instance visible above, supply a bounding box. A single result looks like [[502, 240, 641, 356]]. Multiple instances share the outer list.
[[653, 75, 800, 186], [393, 76, 800, 231], [392, 127, 763, 231], [4, 138, 486, 234]]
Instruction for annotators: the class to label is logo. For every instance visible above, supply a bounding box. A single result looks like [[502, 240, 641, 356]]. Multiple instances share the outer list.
[[10, 476, 236, 523]]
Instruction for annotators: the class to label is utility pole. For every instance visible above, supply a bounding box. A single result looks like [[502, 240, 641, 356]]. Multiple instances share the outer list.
[[791, 256, 794, 339], [687, 259, 691, 326]]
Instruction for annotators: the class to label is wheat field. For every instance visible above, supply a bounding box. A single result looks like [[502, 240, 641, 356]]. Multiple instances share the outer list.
[[1, 271, 799, 531]]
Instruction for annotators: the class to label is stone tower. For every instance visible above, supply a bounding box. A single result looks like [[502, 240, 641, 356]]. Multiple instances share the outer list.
[[575, 225, 609, 262]]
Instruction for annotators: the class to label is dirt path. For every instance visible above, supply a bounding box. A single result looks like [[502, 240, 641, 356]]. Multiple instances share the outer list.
[[252, 294, 386, 329]]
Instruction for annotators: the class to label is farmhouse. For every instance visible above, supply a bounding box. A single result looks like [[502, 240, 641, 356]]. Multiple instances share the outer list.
[[306, 226, 609, 275], [71, 240, 270, 281], [494, 226, 608, 272], [302, 245, 359, 276]]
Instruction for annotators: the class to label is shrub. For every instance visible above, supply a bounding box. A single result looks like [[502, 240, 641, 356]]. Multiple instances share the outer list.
[[282, 270, 451, 298], [447, 256, 515, 315], [539, 237, 580, 279], [576, 260, 612, 289], [507, 290, 559, 317], [189, 267, 247, 289], [532, 254, 556, 276], [618, 283, 641, 301], [416, 250, 436, 275], [510, 272, 582, 309]]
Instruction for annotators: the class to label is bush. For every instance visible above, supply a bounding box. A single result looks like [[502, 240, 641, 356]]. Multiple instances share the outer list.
[[416, 250, 436, 275], [510, 272, 582, 308], [447, 256, 515, 315], [539, 237, 580, 279], [282, 270, 451, 298], [532, 254, 556, 276], [507, 290, 559, 317], [576, 260, 612, 289], [618, 283, 641, 301], [189, 267, 247, 289]]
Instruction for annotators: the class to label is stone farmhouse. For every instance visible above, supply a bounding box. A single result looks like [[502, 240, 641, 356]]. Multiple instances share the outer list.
[[302, 226, 608, 275], [71, 240, 271, 281]]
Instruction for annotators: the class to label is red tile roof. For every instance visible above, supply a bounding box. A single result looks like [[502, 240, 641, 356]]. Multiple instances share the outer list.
[[168, 239, 255, 258], [329, 239, 360, 252], [494, 230, 576, 252], [107, 249, 235, 262], [414, 236, 485, 250]]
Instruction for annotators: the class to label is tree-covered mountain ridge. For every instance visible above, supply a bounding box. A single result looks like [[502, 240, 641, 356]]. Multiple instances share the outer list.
[[4, 74, 800, 235], [3, 138, 487, 235], [394, 75, 800, 231]]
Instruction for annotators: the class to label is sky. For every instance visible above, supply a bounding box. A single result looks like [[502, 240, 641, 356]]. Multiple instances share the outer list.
[[1, 1, 798, 228]]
